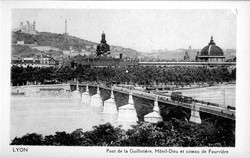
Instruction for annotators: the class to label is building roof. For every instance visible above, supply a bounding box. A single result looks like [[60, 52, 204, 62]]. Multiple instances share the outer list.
[[12, 59, 40, 64], [200, 36, 224, 56]]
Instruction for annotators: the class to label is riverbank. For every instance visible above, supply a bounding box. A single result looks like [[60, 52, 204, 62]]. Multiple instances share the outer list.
[[171, 82, 236, 91]]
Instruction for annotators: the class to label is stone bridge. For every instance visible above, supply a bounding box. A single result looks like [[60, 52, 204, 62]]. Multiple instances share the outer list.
[[70, 83, 235, 124]]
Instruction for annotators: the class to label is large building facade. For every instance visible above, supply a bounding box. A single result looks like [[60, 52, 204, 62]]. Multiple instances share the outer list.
[[11, 55, 58, 67], [196, 36, 225, 62], [17, 21, 37, 35]]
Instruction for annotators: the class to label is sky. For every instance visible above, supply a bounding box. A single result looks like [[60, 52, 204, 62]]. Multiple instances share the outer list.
[[12, 9, 236, 52]]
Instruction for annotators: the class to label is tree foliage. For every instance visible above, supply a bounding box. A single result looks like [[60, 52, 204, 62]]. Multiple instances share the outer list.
[[11, 65, 236, 86], [10, 119, 235, 147]]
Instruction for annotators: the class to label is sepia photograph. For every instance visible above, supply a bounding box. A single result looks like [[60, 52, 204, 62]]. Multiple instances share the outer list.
[[1, 1, 250, 158], [10, 8, 236, 146]]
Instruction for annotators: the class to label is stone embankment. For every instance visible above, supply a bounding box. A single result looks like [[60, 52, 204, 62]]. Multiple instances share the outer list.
[[11, 84, 71, 98]]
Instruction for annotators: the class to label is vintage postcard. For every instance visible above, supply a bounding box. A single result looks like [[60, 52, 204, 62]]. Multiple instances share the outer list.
[[1, 1, 250, 158]]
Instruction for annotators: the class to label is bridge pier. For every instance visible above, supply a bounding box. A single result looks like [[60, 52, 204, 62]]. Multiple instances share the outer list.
[[118, 91, 138, 123], [144, 95, 163, 123], [189, 104, 202, 124], [72, 81, 81, 99], [90, 85, 102, 107], [70, 84, 235, 123], [103, 86, 117, 114], [82, 84, 90, 104]]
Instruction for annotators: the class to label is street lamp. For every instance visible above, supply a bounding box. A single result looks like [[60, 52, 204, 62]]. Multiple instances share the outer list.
[[221, 89, 226, 107], [125, 70, 129, 85], [193, 88, 195, 101]]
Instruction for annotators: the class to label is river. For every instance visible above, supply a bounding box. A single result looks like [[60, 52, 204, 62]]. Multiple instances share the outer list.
[[10, 84, 236, 140], [10, 97, 121, 140], [180, 84, 236, 107]]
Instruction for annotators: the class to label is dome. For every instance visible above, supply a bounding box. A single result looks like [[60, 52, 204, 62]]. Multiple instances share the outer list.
[[96, 32, 110, 56], [200, 36, 224, 56], [97, 43, 110, 52]]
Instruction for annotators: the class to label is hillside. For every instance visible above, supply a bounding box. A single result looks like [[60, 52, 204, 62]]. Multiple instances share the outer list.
[[12, 31, 98, 50], [12, 45, 43, 57], [12, 45, 64, 58], [11, 31, 141, 58], [11, 31, 235, 60]]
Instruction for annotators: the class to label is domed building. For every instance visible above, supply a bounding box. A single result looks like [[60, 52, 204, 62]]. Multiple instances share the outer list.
[[96, 32, 110, 56], [196, 36, 225, 62]]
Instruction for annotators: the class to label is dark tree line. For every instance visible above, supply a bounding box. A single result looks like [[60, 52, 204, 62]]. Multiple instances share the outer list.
[[11, 65, 236, 86], [10, 118, 235, 147]]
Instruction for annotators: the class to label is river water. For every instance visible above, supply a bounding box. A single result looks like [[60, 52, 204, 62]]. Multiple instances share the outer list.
[[180, 84, 236, 107], [10, 96, 122, 140], [10, 84, 235, 140]]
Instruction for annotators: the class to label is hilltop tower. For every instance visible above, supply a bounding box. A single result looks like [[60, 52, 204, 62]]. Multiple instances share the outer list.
[[33, 21, 36, 31], [64, 19, 69, 35]]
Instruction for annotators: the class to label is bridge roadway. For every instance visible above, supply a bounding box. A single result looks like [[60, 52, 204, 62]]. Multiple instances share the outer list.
[[74, 84, 235, 120]]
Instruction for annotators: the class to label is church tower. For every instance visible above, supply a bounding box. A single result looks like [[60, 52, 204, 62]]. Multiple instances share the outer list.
[[96, 31, 110, 56], [33, 21, 36, 31], [101, 31, 107, 43], [184, 50, 190, 61]]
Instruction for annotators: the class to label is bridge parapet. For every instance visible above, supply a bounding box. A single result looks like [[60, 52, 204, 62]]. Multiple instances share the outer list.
[[70, 83, 235, 121]]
